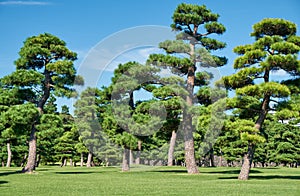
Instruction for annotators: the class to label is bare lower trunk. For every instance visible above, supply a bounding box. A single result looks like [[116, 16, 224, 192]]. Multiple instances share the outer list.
[[69, 158, 73, 167], [22, 127, 37, 173], [209, 148, 215, 167], [63, 158, 67, 166], [168, 130, 177, 166], [135, 140, 142, 165], [86, 152, 93, 167], [80, 153, 84, 167], [20, 154, 27, 167], [129, 149, 134, 165], [35, 154, 40, 167], [60, 157, 64, 167], [183, 112, 199, 174], [238, 144, 254, 180], [6, 142, 12, 167], [122, 148, 130, 172]]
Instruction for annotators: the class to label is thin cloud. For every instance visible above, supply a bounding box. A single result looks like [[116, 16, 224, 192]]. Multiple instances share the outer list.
[[0, 1, 51, 5]]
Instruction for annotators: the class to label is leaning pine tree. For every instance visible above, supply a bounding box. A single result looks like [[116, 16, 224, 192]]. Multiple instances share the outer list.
[[147, 3, 227, 173], [221, 18, 300, 180], [2, 33, 83, 173]]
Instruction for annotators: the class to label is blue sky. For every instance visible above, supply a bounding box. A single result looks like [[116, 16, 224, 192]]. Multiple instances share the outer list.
[[0, 0, 299, 110]]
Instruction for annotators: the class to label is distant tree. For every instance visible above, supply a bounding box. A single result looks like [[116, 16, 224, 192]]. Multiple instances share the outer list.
[[221, 18, 300, 180], [105, 61, 165, 171], [0, 103, 38, 167], [74, 87, 103, 167], [147, 3, 227, 173], [2, 33, 83, 173]]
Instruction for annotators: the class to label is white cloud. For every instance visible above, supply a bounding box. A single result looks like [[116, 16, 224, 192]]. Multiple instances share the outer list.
[[272, 69, 289, 77], [0, 1, 50, 5]]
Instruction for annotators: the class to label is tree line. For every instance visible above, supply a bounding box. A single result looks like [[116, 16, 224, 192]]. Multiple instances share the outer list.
[[0, 3, 299, 180]]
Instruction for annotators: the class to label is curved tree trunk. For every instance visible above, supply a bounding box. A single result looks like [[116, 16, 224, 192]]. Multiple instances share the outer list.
[[238, 94, 270, 180], [86, 152, 93, 167], [6, 141, 12, 167], [168, 130, 177, 166], [22, 71, 50, 173], [22, 126, 37, 173], [122, 148, 130, 172], [238, 144, 254, 180]]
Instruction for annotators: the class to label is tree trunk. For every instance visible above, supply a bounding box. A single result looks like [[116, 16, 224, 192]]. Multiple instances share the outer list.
[[86, 152, 93, 167], [69, 158, 73, 167], [183, 112, 199, 174], [6, 142, 12, 167], [181, 41, 199, 174], [238, 85, 270, 180], [20, 154, 27, 167], [168, 130, 177, 166], [63, 158, 67, 167], [135, 140, 142, 165], [182, 100, 199, 173], [60, 157, 64, 167], [80, 153, 84, 167], [129, 149, 134, 165], [122, 148, 130, 172], [35, 154, 40, 167], [238, 144, 254, 180], [22, 126, 37, 173], [209, 148, 215, 167]]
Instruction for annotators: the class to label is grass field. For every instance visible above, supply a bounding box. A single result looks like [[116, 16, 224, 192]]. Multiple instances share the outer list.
[[0, 165, 299, 195]]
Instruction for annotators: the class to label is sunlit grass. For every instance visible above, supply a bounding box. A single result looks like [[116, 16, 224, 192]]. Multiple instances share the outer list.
[[0, 166, 299, 195]]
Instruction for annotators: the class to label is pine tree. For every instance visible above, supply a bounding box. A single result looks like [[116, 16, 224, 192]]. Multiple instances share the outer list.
[[147, 3, 227, 173], [74, 87, 103, 167], [221, 18, 300, 180], [2, 33, 83, 173]]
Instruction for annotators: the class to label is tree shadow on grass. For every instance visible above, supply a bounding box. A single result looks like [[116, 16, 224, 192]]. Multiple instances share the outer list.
[[0, 180, 8, 185], [146, 169, 188, 173], [201, 169, 262, 174], [219, 175, 300, 180], [0, 171, 21, 177], [55, 171, 101, 175]]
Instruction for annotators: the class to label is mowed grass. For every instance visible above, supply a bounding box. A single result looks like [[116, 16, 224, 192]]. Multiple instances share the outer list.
[[0, 165, 299, 195]]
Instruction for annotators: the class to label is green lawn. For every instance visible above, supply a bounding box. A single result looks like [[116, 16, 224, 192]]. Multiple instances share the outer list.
[[0, 165, 299, 195]]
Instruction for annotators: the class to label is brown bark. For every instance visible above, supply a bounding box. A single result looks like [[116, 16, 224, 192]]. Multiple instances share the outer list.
[[238, 95, 270, 180], [22, 126, 37, 173], [135, 140, 142, 165], [86, 152, 93, 167], [168, 130, 177, 166], [238, 144, 254, 180], [122, 148, 130, 172], [6, 142, 12, 167], [22, 69, 51, 173], [182, 59, 199, 174]]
